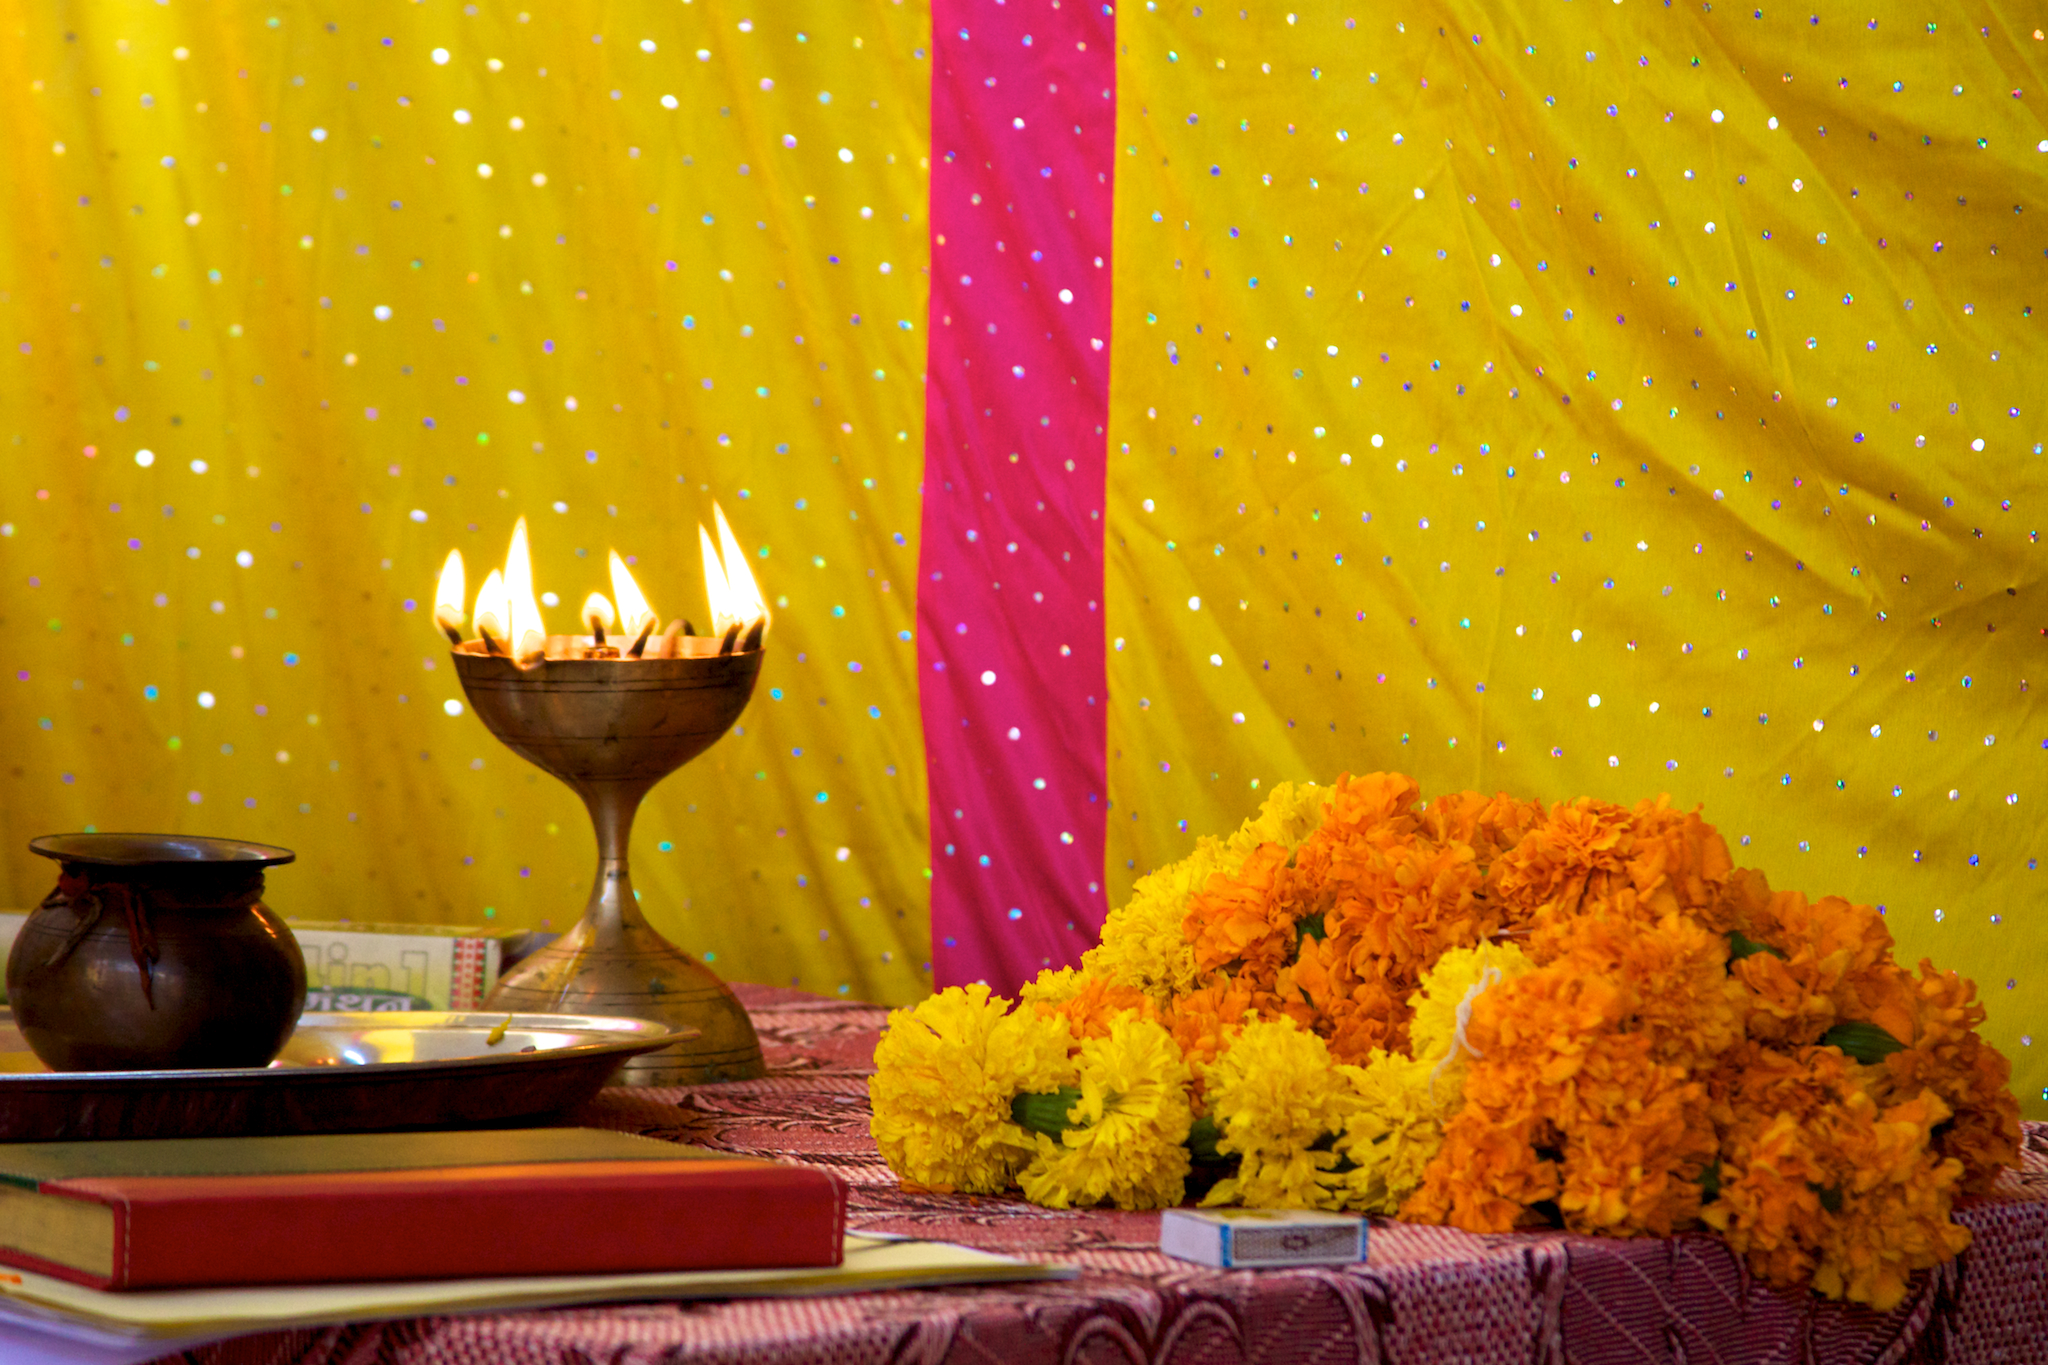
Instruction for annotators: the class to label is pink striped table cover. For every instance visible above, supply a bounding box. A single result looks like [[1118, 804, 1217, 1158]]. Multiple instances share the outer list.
[[166, 984, 2048, 1365]]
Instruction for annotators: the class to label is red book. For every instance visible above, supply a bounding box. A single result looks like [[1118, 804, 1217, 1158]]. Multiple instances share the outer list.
[[0, 1127, 845, 1291]]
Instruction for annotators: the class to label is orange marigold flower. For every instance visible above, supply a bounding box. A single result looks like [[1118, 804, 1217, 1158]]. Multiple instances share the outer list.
[[1318, 979, 1406, 1065], [1404, 1112, 1561, 1232], [1535, 910, 1745, 1069], [1700, 1111, 1829, 1290], [1492, 796, 1638, 928], [1733, 952, 1842, 1048], [1044, 975, 1156, 1041], [1314, 771, 1424, 846], [1164, 972, 1261, 1070], [1555, 1069, 1715, 1238], [1703, 1045, 1973, 1310], [1333, 839, 1490, 975], [1729, 891, 1892, 1047], [1811, 1088, 1972, 1312], [1184, 841, 1300, 985], [1838, 960, 1920, 1051], [1416, 789, 1544, 865], [1708, 866, 1776, 944], [1874, 961, 2022, 1194], [1461, 964, 1629, 1099], [1622, 799, 1736, 926]]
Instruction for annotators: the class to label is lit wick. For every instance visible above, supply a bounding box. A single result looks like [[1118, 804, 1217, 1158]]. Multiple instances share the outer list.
[[582, 593, 620, 659], [663, 620, 687, 656], [701, 503, 771, 657], [609, 551, 659, 661], [473, 567, 510, 657], [626, 615, 656, 658], [504, 518, 548, 669], [433, 549, 467, 646], [586, 599, 610, 648]]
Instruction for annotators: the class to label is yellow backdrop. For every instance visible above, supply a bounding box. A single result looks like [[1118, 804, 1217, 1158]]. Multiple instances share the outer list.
[[1105, 5, 2047, 1116], [0, 2, 935, 1003], [2, 1, 2043, 1118]]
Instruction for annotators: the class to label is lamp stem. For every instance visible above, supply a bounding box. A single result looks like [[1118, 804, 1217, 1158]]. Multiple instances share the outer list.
[[579, 780, 657, 937]]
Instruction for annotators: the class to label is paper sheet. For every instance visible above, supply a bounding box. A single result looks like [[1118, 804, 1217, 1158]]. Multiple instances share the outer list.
[[0, 1234, 1071, 1355]]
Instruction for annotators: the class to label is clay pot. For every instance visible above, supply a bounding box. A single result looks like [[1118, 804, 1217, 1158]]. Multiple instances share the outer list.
[[9, 834, 305, 1071]]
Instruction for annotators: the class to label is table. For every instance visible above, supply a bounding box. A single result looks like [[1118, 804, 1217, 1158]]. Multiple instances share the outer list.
[[170, 986, 2048, 1365]]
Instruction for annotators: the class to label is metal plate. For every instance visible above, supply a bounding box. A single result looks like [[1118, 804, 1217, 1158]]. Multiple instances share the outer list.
[[28, 832, 296, 867], [0, 1010, 681, 1141]]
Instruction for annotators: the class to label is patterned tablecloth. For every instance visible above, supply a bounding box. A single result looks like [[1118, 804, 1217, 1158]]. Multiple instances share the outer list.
[[176, 986, 2048, 1365]]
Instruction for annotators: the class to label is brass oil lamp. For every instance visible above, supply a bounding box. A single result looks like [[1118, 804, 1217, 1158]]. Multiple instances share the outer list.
[[432, 511, 770, 1086]]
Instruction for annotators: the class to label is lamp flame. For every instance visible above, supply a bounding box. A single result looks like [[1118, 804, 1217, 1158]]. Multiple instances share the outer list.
[[698, 525, 733, 635], [609, 551, 655, 637], [503, 517, 547, 665], [713, 503, 767, 632], [432, 549, 467, 643], [473, 567, 510, 652], [434, 550, 466, 620], [700, 504, 768, 642]]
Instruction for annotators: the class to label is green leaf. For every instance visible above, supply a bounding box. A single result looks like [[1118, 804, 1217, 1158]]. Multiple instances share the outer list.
[[1188, 1115, 1227, 1164], [1011, 1088, 1083, 1138], [1726, 930, 1784, 963], [1812, 1183, 1844, 1214], [1699, 1160, 1722, 1202], [1296, 911, 1327, 942], [1819, 1020, 1908, 1065]]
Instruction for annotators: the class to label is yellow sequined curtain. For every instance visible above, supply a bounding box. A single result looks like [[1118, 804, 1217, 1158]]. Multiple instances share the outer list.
[[0, 1, 935, 1004], [1105, 4, 2047, 1114]]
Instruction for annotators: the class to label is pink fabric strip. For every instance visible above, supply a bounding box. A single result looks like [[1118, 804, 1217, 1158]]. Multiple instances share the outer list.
[[919, 1, 1115, 992]]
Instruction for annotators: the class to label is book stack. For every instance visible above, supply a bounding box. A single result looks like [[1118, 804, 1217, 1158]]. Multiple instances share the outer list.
[[286, 919, 524, 1011], [0, 1128, 1063, 1364]]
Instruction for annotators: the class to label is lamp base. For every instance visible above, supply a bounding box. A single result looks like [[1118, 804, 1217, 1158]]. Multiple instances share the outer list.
[[484, 918, 766, 1087]]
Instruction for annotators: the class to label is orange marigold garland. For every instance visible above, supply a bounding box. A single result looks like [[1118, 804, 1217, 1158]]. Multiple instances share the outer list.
[[869, 773, 2020, 1311]]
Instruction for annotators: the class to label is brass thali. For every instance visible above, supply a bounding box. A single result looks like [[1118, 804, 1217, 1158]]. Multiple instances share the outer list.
[[0, 1010, 679, 1141]]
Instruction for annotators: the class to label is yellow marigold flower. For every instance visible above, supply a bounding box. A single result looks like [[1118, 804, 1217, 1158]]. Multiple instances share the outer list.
[[1227, 780, 1332, 856], [1201, 1016, 1362, 1210], [1407, 940, 1537, 1069], [1330, 1049, 1448, 1213], [1019, 966, 1086, 1010], [869, 983, 1076, 1195], [1083, 836, 1234, 1001], [1017, 1014, 1194, 1210]]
